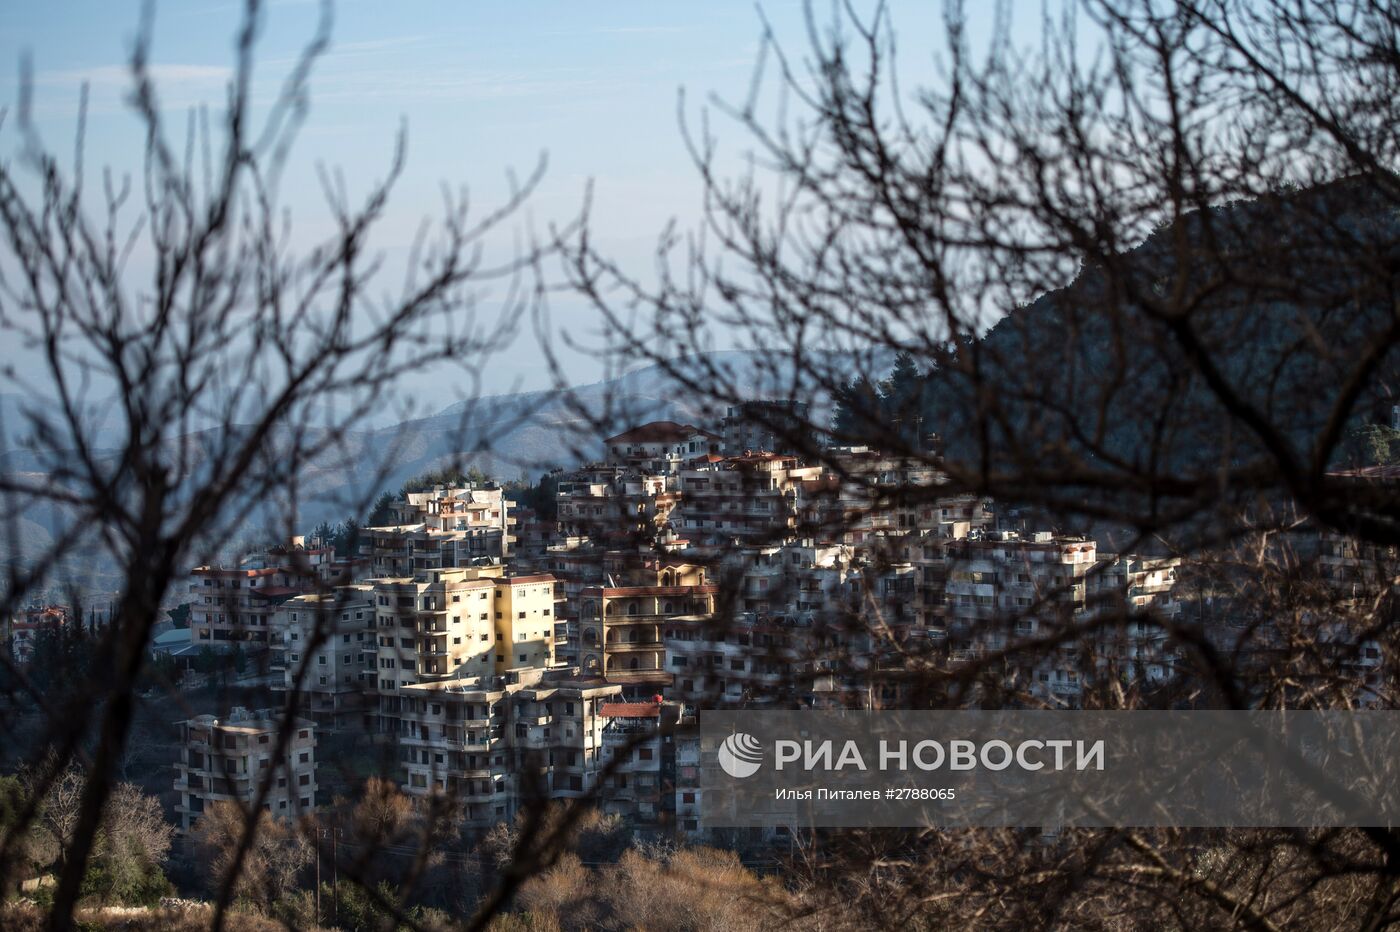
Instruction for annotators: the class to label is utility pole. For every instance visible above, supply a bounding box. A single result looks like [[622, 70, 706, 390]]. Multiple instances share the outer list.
[[332, 828, 339, 923], [315, 829, 321, 925]]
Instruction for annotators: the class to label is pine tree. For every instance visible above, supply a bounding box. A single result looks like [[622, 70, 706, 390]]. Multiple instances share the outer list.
[[831, 375, 884, 441]]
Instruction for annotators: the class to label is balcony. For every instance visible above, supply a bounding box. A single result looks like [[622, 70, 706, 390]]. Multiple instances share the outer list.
[[605, 639, 663, 652], [603, 668, 672, 685]]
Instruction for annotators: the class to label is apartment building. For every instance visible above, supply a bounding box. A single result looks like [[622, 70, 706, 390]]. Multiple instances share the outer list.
[[902, 531, 1195, 705], [579, 581, 717, 695], [268, 585, 376, 729], [675, 453, 822, 549], [915, 531, 1094, 639], [803, 447, 961, 551], [716, 542, 850, 615], [494, 572, 560, 672], [604, 421, 721, 473], [666, 611, 821, 707], [1, 604, 69, 664], [720, 400, 811, 457], [189, 540, 333, 645], [673, 716, 703, 837], [510, 672, 621, 808], [363, 485, 515, 575], [396, 676, 512, 825], [173, 707, 317, 832], [556, 464, 681, 544], [545, 554, 708, 667], [372, 568, 558, 736], [396, 668, 621, 828], [598, 699, 685, 830]]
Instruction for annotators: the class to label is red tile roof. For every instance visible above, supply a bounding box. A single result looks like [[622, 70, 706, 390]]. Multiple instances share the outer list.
[[606, 421, 716, 444]]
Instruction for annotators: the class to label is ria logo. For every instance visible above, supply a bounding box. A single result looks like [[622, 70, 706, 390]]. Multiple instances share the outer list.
[[718, 732, 764, 778]]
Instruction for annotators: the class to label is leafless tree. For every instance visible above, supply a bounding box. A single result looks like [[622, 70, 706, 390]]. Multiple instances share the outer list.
[[5, 0, 1400, 929], [0, 0, 547, 927], [542, 0, 1400, 928], [19, 762, 84, 876], [194, 801, 311, 914]]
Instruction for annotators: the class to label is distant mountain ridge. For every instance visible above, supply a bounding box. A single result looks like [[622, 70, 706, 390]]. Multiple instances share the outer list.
[[0, 349, 836, 583]]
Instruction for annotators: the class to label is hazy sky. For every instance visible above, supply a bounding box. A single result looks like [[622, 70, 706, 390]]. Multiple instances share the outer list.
[[0, 1, 969, 405]]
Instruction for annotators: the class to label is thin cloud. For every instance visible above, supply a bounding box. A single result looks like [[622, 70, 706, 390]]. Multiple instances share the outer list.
[[332, 36, 430, 55], [593, 26, 685, 35], [36, 63, 232, 89]]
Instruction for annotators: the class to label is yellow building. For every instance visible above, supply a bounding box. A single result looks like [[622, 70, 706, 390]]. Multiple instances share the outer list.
[[489, 573, 558, 673]]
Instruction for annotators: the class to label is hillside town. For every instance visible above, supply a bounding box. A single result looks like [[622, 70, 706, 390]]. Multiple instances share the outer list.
[[8, 406, 1385, 852]]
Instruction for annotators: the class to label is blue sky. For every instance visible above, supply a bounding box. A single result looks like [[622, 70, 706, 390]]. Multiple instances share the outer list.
[[0, 1, 970, 403]]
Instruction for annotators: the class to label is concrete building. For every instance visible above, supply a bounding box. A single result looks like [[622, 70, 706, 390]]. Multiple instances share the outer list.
[[579, 581, 717, 695], [603, 421, 721, 474], [598, 699, 685, 830], [269, 585, 377, 729], [372, 568, 559, 736], [396, 668, 621, 828], [189, 540, 333, 646], [675, 453, 822, 549], [1, 604, 69, 665], [665, 611, 822, 707], [720, 400, 811, 457], [363, 485, 516, 575], [173, 707, 317, 832], [555, 464, 681, 544]]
